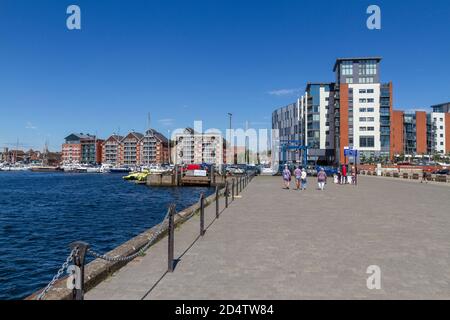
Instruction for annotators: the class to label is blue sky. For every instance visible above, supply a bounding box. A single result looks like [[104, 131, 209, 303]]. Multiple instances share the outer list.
[[0, 0, 449, 151]]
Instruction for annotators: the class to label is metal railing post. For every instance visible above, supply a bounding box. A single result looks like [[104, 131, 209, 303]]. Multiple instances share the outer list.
[[168, 204, 175, 272], [215, 186, 219, 219], [200, 193, 205, 236], [69, 241, 89, 300], [225, 180, 229, 208], [232, 178, 235, 201]]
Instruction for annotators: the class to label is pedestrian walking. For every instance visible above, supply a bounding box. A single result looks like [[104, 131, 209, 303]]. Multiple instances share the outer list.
[[421, 170, 428, 184], [301, 168, 308, 190], [351, 166, 357, 185], [294, 166, 302, 190], [317, 168, 327, 191], [341, 164, 347, 184], [282, 165, 291, 189]]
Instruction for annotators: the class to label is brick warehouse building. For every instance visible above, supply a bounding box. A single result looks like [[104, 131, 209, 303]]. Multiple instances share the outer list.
[[272, 57, 450, 165]]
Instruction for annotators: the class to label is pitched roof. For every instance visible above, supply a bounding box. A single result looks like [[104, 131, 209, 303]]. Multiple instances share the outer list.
[[143, 129, 168, 144]]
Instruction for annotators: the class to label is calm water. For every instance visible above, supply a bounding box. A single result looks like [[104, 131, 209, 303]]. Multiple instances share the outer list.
[[0, 171, 213, 300]]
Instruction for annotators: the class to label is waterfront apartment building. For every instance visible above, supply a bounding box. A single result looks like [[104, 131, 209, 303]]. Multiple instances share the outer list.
[[272, 83, 335, 164], [120, 132, 144, 166], [431, 111, 450, 154], [62, 133, 103, 164], [390, 107, 450, 157], [101, 134, 123, 165], [272, 57, 394, 165], [139, 129, 169, 165], [173, 128, 225, 165], [333, 57, 393, 163]]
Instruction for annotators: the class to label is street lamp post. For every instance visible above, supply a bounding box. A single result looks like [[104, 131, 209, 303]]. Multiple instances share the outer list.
[[228, 113, 233, 165]]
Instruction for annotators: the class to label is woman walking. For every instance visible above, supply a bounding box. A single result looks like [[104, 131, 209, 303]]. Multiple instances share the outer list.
[[282, 165, 291, 189], [294, 166, 302, 190], [317, 168, 327, 191]]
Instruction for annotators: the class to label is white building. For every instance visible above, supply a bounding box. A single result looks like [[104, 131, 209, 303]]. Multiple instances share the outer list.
[[431, 112, 447, 154]]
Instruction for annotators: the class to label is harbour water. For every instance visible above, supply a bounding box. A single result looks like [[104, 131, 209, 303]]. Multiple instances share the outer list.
[[0, 171, 214, 300]]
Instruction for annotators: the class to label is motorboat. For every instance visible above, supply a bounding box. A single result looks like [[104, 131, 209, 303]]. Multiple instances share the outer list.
[[110, 166, 132, 173]]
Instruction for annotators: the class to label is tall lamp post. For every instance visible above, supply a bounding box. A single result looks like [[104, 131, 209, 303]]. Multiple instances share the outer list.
[[168, 129, 171, 164], [228, 113, 234, 164]]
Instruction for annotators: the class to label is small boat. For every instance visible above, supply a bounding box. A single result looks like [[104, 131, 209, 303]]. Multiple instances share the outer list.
[[110, 166, 132, 173], [123, 170, 150, 181], [30, 166, 60, 172]]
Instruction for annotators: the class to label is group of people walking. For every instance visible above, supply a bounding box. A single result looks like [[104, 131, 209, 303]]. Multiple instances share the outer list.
[[282, 165, 328, 191], [335, 164, 357, 185]]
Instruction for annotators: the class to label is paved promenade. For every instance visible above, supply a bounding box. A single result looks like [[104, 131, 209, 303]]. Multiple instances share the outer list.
[[86, 176, 450, 300]]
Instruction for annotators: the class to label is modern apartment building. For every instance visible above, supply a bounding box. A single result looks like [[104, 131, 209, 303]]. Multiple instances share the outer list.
[[173, 128, 225, 165], [62, 133, 103, 164], [139, 129, 169, 165], [431, 112, 450, 154], [333, 57, 393, 163], [306, 83, 335, 163]]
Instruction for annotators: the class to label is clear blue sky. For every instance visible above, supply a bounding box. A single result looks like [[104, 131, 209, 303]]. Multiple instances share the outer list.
[[1, 0, 449, 151]]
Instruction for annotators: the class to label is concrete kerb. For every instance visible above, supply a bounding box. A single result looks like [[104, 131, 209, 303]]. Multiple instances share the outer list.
[[27, 186, 229, 300]]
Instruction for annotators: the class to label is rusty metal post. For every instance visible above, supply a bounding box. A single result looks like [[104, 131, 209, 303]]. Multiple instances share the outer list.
[[232, 178, 235, 201], [200, 193, 205, 236], [215, 185, 219, 219], [69, 241, 89, 300], [168, 204, 175, 272], [225, 180, 229, 208]]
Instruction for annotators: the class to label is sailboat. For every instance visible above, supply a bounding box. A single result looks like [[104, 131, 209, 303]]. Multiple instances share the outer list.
[[30, 141, 59, 172]]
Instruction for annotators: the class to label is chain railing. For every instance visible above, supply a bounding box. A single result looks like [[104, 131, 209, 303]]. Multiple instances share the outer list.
[[36, 170, 257, 300], [36, 247, 77, 300]]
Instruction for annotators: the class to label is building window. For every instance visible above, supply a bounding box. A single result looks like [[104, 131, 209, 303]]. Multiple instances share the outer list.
[[342, 61, 353, 75], [359, 60, 377, 75], [360, 136, 375, 148], [367, 89, 374, 93], [345, 78, 353, 84], [367, 108, 374, 112], [359, 117, 367, 122], [367, 98, 375, 103], [359, 89, 366, 94], [360, 108, 367, 112]]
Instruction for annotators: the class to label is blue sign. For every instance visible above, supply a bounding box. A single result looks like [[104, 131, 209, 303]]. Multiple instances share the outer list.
[[344, 149, 358, 157]]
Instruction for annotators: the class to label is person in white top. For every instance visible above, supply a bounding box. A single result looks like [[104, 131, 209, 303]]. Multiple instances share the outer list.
[[300, 168, 307, 190]]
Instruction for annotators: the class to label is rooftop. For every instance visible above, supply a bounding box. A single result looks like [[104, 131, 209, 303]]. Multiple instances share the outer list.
[[333, 56, 382, 72]]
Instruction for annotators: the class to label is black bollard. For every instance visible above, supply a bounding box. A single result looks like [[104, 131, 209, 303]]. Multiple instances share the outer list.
[[69, 241, 89, 300]]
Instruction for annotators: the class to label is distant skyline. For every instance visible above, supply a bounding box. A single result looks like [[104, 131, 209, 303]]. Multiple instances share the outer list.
[[1, 0, 450, 151]]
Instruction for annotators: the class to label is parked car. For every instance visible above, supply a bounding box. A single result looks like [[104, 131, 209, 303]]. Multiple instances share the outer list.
[[435, 169, 450, 175]]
